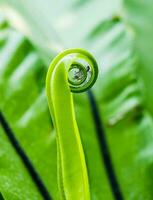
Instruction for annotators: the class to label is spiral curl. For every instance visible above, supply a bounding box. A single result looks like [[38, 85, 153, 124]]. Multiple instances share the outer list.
[[47, 48, 98, 93]]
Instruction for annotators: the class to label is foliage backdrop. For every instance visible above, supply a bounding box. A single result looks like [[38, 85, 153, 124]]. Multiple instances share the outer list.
[[0, 0, 153, 199]]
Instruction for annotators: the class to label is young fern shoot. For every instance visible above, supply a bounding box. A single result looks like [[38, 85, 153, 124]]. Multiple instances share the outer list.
[[46, 48, 98, 200]]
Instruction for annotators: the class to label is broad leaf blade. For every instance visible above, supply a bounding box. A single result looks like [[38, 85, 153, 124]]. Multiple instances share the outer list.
[[0, 22, 58, 199]]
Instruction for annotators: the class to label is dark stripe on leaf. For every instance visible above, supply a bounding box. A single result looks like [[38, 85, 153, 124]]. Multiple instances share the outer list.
[[87, 90, 124, 200], [0, 111, 52, 200], [0, 193, 4, 200]]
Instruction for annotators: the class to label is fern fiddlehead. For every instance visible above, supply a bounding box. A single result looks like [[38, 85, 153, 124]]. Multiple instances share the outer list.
[[46, 48, 98, 200]]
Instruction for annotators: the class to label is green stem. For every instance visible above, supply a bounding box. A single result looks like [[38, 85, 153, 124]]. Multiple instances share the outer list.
[[46, 48, 98, 200]]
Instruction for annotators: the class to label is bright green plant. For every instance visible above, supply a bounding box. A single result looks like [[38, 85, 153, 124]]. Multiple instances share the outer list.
[[46, 48, 98, 199], [1, 0, 153, 200]]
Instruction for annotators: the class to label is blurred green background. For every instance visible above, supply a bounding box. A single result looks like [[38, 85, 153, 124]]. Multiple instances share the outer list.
[[0, 0, 153, 199]]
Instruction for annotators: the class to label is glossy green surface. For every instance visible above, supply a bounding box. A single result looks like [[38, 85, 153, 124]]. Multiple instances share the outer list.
[[46, 48, 98, 93], [46, 49, 97, 199], [1, 0, 153, 200]]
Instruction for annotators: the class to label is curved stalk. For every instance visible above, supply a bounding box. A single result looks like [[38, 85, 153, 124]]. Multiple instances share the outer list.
[[46, 48, 98, 200]]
